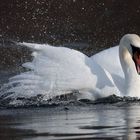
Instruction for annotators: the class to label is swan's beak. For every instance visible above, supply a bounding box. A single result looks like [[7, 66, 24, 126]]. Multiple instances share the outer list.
[[131, 45, 140, 74]]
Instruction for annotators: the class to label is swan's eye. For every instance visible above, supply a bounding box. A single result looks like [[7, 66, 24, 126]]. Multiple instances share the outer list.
[[131, 44, 140, 74], [131, 44, 140, 54]]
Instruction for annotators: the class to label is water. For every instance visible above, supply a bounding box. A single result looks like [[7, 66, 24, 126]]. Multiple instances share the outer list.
[[1, 104, 140, 140]]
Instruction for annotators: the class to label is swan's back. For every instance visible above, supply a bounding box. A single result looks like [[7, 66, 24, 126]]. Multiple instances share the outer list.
[[91, 46, 125, 94], [91, 46, 124, 78]]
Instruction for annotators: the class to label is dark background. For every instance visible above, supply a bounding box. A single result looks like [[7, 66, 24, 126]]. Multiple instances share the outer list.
[[0, 0, 140, 70], [1, 0, 140, 50]]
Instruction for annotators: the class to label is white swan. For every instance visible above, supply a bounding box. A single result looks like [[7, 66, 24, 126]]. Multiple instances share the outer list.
[[1, 34, 140, 100]]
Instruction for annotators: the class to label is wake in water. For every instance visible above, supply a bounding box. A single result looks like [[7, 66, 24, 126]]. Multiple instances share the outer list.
[[0, 93, 140, 108]]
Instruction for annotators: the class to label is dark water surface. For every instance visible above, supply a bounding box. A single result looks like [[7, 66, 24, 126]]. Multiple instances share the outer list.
[[0, 104, 140, 140]]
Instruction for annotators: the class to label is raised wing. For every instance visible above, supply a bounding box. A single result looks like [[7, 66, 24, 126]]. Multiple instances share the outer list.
[[0, 43, 117, 100], [1, 43, 98, 99]]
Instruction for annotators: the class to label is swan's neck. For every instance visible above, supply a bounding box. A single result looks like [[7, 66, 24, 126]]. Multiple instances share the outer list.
[[119, 45, 140, 96]]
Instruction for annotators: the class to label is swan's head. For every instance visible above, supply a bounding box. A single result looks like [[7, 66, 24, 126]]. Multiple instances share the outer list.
[[120, 34, 140, 74]]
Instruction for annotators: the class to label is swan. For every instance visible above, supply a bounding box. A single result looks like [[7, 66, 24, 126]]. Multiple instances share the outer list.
[[0, 34, 140, 100]]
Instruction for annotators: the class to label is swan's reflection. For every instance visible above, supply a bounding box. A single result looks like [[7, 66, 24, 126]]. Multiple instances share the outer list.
[[0, 105, 140, 139], [123, 105, 140, 140], [83, 104, 140, 139]]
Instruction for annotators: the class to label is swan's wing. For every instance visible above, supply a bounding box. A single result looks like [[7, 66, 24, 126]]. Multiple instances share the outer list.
[[21, 43, 117, 90], [91, 46, 125, 93], [1, 43, 99, 99], [0, 43, 118, 100]]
